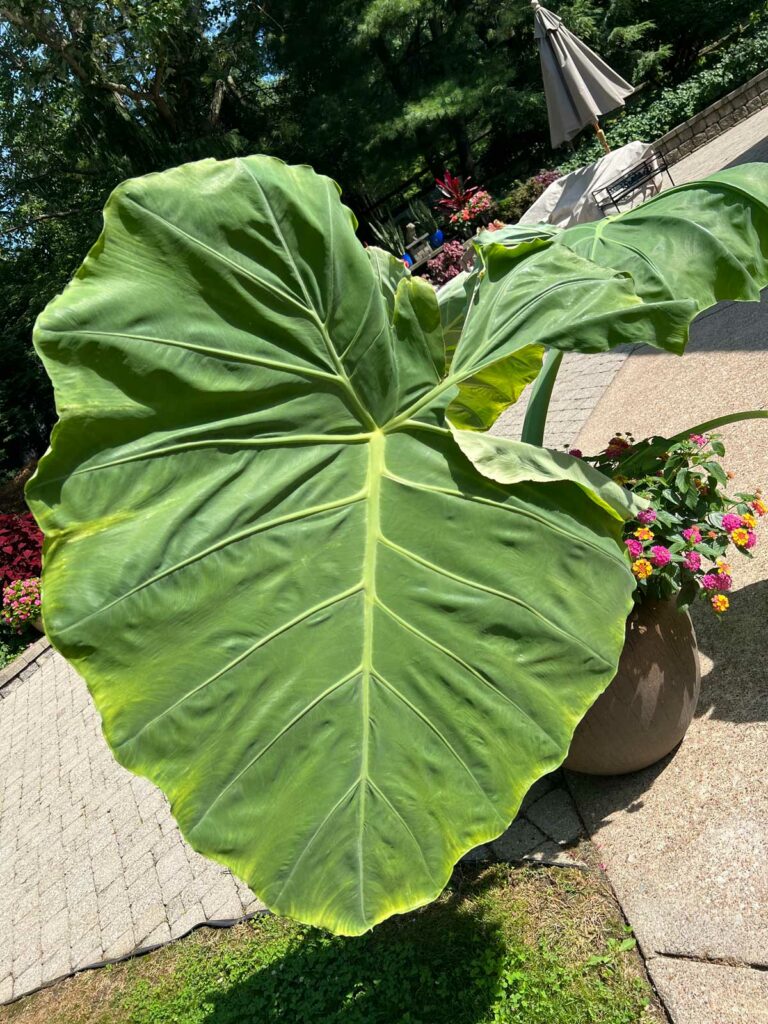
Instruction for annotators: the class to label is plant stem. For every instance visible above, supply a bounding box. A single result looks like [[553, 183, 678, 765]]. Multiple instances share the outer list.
[[520, 348, 563, 447]]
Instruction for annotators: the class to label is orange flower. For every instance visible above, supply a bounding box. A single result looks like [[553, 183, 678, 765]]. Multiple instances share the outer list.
[[632, 558, 653, 579], [711, 594, 729, 613], [731, 527, 750, 547], [634, 527, 654, 542]]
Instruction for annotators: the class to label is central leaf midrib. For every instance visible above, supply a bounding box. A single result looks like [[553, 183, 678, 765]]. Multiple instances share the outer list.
[[357, 429, 384, 920]]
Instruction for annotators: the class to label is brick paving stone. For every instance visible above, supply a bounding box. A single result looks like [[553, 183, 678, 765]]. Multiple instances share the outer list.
[[0, 647, 265, 1004], [525, 787, 584, 847]]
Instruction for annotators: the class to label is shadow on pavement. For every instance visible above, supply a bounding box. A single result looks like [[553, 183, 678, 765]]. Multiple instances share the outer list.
[[200, 872, 504, 1024], [565, 748, 677, 837], [631, 286, 768, 354], [692, 576, 768, 724], [722, 144, 768, 169]]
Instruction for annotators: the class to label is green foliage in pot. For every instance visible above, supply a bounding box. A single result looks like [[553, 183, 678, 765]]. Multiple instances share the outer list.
[[27, 157, 768, 935]]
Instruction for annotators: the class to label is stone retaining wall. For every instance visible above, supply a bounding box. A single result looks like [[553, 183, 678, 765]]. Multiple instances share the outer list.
[[657, 68, 768, 165]]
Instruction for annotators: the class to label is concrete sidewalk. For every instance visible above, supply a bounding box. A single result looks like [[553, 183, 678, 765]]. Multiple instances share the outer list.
[[566, 294, 768, 1023]]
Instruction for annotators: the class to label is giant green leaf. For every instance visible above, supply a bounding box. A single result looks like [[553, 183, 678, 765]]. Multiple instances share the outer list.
[[474, 165, 768, 358], [29, 156, 639, 936]]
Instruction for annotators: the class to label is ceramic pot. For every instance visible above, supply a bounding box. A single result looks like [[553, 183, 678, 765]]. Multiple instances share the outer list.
[[565, 599, 700, 775]]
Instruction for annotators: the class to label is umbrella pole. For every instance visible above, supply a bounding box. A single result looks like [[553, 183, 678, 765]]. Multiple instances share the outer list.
[[593, 121, 610, 154]]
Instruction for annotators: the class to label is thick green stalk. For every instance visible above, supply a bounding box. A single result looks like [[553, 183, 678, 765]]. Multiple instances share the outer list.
[[520, 348, 563, 447]]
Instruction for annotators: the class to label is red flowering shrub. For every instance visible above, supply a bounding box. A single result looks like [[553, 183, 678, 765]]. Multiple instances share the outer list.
[[0, 513, 43, 587]]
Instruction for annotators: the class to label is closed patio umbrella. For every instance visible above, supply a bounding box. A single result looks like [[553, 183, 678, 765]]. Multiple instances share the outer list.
[[532, 0, 633, 153]]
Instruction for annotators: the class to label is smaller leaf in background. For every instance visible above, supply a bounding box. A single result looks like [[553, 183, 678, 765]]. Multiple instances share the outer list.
[[447, 346, 545, 431], [451, 429, 645, 522], [473, 223, 560, 268], [436, 269, 478, 358]]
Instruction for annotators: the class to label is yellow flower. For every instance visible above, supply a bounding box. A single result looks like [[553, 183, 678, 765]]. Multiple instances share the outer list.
[[711, 594, 729, 613], [632, 558, 653, 579], [716, 559, 731, 575], [731, 527, 750, 547], [741, 512, 757, 529], [634, 527, 654, 541]]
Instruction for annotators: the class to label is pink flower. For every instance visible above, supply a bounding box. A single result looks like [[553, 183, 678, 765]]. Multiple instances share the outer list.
[[722, 513, 743, 532], [746, 530, 757, 549], [625, 538, 643, 558], [690, 434, 708, 447], [683, 550, 701, 572], [650, 545, 671, 567], [682, 526, 701, 545], [700, 573, 719, 591], [714, 574, 732, 591], [568, 448, 583, 458], [637, 508, 657, 525]]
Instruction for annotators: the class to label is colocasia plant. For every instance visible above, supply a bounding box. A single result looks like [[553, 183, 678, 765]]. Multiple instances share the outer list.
[[1, 577, 42, 632], [27, 157, 768, 935], [576, 433, 765, 614]]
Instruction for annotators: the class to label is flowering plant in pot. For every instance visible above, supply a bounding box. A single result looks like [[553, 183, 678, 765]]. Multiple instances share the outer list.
[[27, 157, 768, 935], [562, 429, 765, 774]]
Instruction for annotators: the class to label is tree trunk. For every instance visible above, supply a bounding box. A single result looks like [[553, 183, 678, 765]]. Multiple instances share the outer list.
[[453, 122, 476, 179]]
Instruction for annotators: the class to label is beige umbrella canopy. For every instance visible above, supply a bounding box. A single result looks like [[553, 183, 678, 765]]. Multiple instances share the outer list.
[[532, 0, 633, 152]]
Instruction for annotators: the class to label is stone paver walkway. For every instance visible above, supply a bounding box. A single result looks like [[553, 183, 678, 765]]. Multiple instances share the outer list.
[[0, 643, 264, 1004]]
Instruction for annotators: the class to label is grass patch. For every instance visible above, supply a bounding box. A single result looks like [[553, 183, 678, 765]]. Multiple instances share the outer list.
[[1, 865, 662, 1024]]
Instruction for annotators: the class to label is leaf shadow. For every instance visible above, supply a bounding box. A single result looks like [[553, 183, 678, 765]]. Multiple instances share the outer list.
[[691, 576, 768, 724], [201, 868, 506, 1024]]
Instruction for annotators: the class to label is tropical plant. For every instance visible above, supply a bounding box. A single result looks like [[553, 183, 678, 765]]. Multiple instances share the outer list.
[[27, 157, 768, 938], [369, 212, 407, 257], [407, 197, 439, 236], [435, 170, 479, 212]]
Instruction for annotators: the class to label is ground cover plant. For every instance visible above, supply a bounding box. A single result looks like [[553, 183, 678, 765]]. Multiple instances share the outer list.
[[0, 865, 662, 1024], [27, 156, 768, 935]]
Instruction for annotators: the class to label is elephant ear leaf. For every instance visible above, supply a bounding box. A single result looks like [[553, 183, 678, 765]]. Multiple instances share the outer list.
[[436, 268, 477, 360], [28, 155, 636, 938], [555, 164, 768, 352], [451, 428, 647, 521]]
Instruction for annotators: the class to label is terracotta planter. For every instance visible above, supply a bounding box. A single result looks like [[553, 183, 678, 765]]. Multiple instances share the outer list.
[[565, 599, 700, 775]]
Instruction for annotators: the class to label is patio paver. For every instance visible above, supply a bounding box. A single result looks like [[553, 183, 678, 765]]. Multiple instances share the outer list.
[[0, 647, 265, 1003]]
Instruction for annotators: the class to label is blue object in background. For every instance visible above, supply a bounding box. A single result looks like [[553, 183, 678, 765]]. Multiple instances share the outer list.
[[430, 229, 444, 247], [401, 253, 414, 267]]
